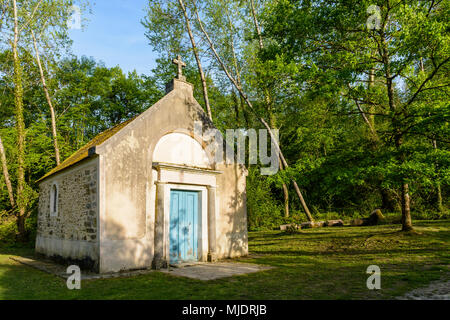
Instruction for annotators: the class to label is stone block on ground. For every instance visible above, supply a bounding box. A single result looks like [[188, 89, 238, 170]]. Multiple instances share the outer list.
[[351, 209, 385, 226], [301, 221, 325, 229], [351, 218, 365, 226], [280, 223, 300, 231]]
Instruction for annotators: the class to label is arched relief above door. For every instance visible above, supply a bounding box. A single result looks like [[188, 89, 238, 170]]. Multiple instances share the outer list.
[[153, 132, 213, 169]]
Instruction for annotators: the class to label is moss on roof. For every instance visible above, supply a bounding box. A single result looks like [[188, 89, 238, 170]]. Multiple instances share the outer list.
[[37, 117, 135, 183]]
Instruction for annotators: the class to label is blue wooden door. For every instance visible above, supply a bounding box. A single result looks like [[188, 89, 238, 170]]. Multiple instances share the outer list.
[[169, 190, 199, 264]]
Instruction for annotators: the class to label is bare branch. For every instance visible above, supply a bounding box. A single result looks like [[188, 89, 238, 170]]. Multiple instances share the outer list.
[[192, 0, 314, 221], [404, 57, 449, 108], [19, 0, 44, 34]]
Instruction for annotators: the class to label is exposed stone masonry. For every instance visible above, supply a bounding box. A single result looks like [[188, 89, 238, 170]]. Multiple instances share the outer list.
[[37, 162, 98, 242]]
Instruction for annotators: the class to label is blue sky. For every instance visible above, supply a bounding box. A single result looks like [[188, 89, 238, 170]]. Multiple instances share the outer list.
[[68, 0, 157, 75]]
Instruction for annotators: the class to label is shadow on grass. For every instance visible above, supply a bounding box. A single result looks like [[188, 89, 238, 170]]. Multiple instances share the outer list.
[[0, 220, 448, 299]]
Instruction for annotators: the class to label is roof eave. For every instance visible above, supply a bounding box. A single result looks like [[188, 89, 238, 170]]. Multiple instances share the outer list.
[[36, 147, 98, 183]]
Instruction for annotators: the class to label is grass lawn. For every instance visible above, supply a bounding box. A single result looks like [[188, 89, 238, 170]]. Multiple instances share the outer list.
[[0, 220, 449, 299]]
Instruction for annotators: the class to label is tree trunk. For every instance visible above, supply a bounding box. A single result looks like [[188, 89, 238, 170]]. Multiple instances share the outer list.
[[292, 180, 313, 221], [436, 183, 443, 212], [240, 96, 250, 128], [193, 3, 313, 222], [380, 189, 396, 212], [366, 66, 396, 214], [177, 0, 213, 121], [250, 0, 291, 219], [31, 29, 60, 165], [397, 132, 413, 232], [12, 0, 27, 240], [282, 183, 289, 218], [0, 135, 15, 207], [278, 155, 289, 217], [231, 90, 240, 126], [249, 0, 264, 49], [381, 29, 413, 231], [269, 119, 290, 218], [401, 183, 413, 231], [368, 67, 375, 129], [16, 214, 27, 242], [432, 139, 443, 212], [225, 11, 250, 128]]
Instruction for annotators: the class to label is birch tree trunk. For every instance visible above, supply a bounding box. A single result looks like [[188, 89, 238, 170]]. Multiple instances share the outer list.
[[432, 139, 443, 212], [280, 158, 289, 217], [380, 31, 413, 231], [249, 0, 264, 50], [0, 135, 15, 207], [193, 3, 313, 221], [249, 0, 290, 218], [177, 0, 213, 121], [31, 29, 60, 165], [368, 67, 375, 130], [226, 12, 250, 127], [231, 89, 241, 126], [420, 58, 443, 212], [12, 0, 27, 239]]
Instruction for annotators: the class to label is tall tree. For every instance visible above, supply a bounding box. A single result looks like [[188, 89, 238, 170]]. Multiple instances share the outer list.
[[2, 0, 82, 239], [192, 0, 314, 221], [11, 0, 27, 239], [247, 0, 290, 217], [0, 134, 14, 207], [177, 0, 212, 120], [262, 0, 449, 231], [30, 29, 60, 165]]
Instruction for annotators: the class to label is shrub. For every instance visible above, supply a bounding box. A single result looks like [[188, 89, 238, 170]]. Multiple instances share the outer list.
[[246, 167, 283, 230], [0, 216, 18, 246], [0, 205, 38, 246]]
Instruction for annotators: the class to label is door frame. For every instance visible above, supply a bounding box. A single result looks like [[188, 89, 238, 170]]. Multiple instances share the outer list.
[[169, 189, 200, 264], [164, 183, 208, 263], [151, 162, 221, 268]]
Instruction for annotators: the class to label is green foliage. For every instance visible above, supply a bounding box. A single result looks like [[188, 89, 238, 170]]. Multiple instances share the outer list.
[[141, 0, 448, 229], [246, 167, 283, 230], [0, 213, 36, 246], [259, 0, 449, 220], [0, 54, 162, 241], [0, 214, 17, 246], [284, 224, 300, 234]]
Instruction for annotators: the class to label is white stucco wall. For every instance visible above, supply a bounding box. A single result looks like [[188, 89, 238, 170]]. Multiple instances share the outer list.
[[93, 79, 247, 273], [153, 132, 211, 167]]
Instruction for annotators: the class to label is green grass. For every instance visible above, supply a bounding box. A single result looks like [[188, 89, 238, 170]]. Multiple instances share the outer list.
[[0, 220, 449, 299]]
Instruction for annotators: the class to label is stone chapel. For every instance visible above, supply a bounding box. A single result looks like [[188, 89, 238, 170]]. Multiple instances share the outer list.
[[35, 57, 248, 273]]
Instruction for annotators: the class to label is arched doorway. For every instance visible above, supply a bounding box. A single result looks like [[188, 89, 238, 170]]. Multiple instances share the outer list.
[[151, 132, 220, 266]]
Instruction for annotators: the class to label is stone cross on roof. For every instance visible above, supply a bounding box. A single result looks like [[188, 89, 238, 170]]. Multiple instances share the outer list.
[[172, 55, 186, 80]]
